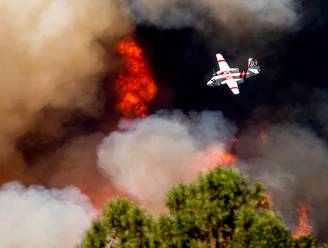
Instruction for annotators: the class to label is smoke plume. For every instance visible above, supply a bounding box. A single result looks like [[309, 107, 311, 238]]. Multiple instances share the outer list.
[[0, 0, 131, 163], [237, 124, 328, 238], [0, 0, 320, 245], [0, 182, 94, 248], [126, 0, 299, 31], [97, 111, 235, 210], [30, 133, 120, 208]]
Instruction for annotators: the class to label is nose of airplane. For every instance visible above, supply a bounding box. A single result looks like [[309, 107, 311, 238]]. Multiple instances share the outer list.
[[207, 80, 213, 86]]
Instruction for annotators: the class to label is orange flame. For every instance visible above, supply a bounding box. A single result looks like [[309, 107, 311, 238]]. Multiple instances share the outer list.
[[293, 202, 312, 239], [188, 147, 237, 181], [260, 192, 272, 210], [115, 38, 157, 118], [219, 151, 237, 165]]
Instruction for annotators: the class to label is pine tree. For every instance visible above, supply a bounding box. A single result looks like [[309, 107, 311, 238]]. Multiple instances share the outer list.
[[80, 167, 320, 248]]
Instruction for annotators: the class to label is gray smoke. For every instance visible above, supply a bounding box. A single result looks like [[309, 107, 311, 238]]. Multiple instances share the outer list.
[[237, 124, 328, 238], [97, 111, 235, 211], [0, 182, 95, 248], [126, 0, 299, 31]]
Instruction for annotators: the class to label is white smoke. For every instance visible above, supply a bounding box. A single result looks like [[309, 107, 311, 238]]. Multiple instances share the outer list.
[[97, 111, 235, 210], [126, 0, 299, 30], [0, 183, 95, 248]]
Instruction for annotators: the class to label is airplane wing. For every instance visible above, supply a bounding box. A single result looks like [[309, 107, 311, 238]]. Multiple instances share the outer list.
[[216, 53, 230, 71], [225, 79, 240, 95]]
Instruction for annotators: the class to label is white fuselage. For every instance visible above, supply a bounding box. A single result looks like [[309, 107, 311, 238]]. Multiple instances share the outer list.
[[207, 68, 255, 87]]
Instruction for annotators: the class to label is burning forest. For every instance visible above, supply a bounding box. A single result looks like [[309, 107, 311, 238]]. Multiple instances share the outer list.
[[0, 0, 327, 247]]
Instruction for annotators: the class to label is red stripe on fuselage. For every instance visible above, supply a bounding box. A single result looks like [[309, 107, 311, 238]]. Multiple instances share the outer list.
[[220, 70, 235, 75], [230, 87, 239, 90], [240, 71, 247, 79], [218, 60, 225, 63]]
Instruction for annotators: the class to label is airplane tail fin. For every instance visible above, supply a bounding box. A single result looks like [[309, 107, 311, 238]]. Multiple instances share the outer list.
[[247, 58, 260, 74]]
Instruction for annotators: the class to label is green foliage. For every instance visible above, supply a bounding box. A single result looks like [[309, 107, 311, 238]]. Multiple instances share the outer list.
[[80, 198, 156, 248], [80, 167, 318, 248], [318, 244, 328, 248]]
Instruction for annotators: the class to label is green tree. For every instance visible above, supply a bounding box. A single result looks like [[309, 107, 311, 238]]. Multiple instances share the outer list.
[[80, 167, 319, 248], [80, 198, 156, 248]]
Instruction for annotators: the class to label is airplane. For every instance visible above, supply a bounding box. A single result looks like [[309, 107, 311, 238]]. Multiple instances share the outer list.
[[207, 53, 261, 95]]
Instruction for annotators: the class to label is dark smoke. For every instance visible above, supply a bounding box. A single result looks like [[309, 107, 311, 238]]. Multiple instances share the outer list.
[[133, 0, 328, 241], [237, 124, 328, 239]]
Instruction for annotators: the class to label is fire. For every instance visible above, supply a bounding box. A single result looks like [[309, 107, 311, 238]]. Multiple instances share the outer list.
[[201, 147, 237, 170], [218, 151, 237, 165], [293, 202, 312, 239], [189, 147, 237, 180], [260, 192, 272, 210], [115, 38, 157, 118]]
